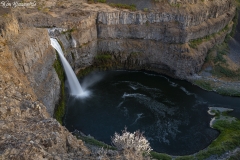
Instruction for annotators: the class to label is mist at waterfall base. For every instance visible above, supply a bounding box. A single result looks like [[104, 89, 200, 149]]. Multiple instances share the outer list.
[[64, 70, 240, 155], [50, 38, 89, 98]]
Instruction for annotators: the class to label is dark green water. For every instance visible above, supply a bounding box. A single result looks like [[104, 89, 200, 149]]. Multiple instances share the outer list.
[[64, 70, 240, 155]]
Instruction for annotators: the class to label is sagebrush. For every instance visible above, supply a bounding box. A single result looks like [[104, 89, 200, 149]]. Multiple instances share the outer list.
[[111, 128, 152, 155]]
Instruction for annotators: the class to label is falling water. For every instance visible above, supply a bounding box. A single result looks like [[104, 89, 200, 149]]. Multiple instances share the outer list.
[[50, 38, 87, 97]]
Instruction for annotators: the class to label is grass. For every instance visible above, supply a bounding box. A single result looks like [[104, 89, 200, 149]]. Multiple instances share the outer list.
[[149, 110, 240, 160], [193, 80, 213, 91], [216, 88, 240, 97], [193, 78, 240, 97], [196, 117, 240, 159], [169, 3, 181, 8], [143, 8, 148, 12], [109, 3, 136, 11], [150, 151, 172, 160], [204, 42, 240, 81], [214, 43, 228, 63], [205, 49, 215, 63], [175, 155, 195, 160], [77, 66, 95, 78], [2, 13, 9, 18], [97, 0, 106, 3], [95, 54, 112, 61], [189, 24, 230, 49], [189, 35, 211, 48], [94, 54, 113, 70], [212, 65, 240, 79], [76, 135, 116, 150], [53, 53, 65, 125], [173, 111, 240, 160]]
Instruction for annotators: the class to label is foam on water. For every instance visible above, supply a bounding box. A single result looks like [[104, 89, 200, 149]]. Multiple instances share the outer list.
[[180, 87, 197, 98], [131, 113, 144, 125], [121, 91, 181, 144], [116, 101, 124, 108]]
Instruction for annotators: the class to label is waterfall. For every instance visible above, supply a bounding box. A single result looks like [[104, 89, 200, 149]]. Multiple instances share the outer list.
[[50, 38, 87, 97]]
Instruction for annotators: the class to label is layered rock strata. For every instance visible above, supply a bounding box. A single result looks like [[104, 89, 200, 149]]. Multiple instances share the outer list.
[[40, 0, 235, 78]]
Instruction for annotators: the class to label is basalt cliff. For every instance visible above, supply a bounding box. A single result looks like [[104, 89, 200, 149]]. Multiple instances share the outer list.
[[0, 0, 237, 159]]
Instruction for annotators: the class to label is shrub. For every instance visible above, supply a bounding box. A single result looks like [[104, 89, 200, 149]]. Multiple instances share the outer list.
[[97, 0, 106, 3], [111, 128, 152, 155], [109, 3, 137, 11], [143, 8, 148, 12], [193, 80, 212, 91], [212, 65, 239, 78]]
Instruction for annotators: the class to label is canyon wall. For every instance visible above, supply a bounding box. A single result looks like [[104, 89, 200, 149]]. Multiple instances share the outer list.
[[1, 16, 60, 116], [0, 15, 92, 159], [95, 0, 235, 78], [13, 0, 236, 79], [54, 0, 235, 78]]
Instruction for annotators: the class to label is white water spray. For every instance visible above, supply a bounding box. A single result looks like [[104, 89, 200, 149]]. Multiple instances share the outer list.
[[50, 38, 89, 97]]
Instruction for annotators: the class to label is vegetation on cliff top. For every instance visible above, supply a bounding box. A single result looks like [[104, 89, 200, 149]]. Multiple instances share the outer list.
[[108, 3, 136, 11], [87, 0, 137, 11]]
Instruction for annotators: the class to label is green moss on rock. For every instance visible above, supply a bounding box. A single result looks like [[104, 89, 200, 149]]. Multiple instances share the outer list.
[[150, 151, 172, 160], [53, 53, 66, 125], [193, 80, 213, 91]]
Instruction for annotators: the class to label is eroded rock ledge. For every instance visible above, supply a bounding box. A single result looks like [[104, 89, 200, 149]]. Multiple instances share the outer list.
[[0, 0, 237, 159]]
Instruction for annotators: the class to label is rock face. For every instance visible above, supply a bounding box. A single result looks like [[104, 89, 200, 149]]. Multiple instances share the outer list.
[[1, 16, 60, 116], [10, 0, 236, 79], [94, 0, 235, 78], [0, 0, 237, 159], [43, 0, 235, 78], [0, 23, 90, 159]]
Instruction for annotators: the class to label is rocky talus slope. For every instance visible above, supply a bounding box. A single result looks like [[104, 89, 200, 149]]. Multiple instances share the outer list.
[[0, 0, 237, 159]]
